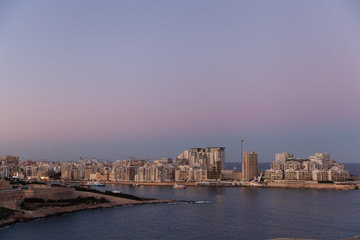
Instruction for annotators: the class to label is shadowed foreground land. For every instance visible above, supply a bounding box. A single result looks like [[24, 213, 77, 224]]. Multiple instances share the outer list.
[[0, 189, 173, 228]]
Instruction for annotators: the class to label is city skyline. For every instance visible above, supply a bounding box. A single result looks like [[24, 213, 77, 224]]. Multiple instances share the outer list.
[[1, 1, 359, 162], [1, 150, 349, 183]]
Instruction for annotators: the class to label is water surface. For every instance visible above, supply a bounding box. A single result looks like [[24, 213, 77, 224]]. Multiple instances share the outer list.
[[1, 184, 359, 240]]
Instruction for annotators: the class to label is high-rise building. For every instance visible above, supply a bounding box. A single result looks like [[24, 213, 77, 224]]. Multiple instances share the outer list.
[[177, 147, 225, 180], [275, 152, 293, 165], [205, 147, 225, 180], [242, 151, 258, 181]]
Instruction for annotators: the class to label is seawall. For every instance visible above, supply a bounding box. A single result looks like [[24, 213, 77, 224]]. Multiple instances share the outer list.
[[265, 181, 358, 190]]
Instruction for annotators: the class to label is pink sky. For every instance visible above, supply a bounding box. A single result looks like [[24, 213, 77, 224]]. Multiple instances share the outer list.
[[0, 0, 359, 162]]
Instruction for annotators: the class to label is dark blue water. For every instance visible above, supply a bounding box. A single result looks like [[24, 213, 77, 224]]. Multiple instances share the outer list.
[[1, 184, 360, 240]]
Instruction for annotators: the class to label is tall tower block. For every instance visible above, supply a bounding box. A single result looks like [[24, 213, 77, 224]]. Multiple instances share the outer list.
[[242, 151, 259, 181]]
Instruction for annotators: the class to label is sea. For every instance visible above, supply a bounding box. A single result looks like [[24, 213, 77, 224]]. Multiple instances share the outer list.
[[1, 163, 360, 240]]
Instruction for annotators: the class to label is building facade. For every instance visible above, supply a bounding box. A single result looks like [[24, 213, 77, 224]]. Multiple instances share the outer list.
[[264, 153, 349, 181], [242, 151, 259, 181]]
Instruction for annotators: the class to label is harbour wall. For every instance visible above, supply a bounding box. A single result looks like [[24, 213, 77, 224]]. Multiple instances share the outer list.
[[266, 181, 358, 190]]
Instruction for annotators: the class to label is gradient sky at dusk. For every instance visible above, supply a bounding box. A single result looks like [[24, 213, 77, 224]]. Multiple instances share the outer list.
[[0, 0, 359, 162]]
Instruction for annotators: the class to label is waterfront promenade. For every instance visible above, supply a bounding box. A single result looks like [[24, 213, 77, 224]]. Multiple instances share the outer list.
[[62, 180, 360, 190]]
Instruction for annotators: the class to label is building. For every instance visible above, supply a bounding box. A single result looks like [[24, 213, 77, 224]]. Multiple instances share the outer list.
[[242, 151, 259, 181], [0, 148, 225, 183], [264, 153, 349, 182], [177, 147, 225, 180], [275, 152, 293, 166], [205, 147, 225, 180]]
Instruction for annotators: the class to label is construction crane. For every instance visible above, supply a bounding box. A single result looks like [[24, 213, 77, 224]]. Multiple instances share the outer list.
[[241, 139, 244, 165]]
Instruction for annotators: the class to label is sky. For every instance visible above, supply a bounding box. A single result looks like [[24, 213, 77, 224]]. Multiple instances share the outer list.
[[0, 0, 359, 163]]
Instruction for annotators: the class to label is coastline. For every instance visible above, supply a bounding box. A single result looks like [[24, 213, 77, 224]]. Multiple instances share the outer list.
[[106, 180, 360, 190], [60, 180, 360, 190], [61, 180, 197, 187], [264, 181, 360, 190], [0, 190, 174, 229], [104, 181, 196, 187]]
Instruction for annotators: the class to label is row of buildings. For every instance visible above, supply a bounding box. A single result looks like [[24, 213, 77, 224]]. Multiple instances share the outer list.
[[264, 153, 350, 181], [62, 147, 226, 182], [1, 150, 350, 183], [0, 147, 227, 183]]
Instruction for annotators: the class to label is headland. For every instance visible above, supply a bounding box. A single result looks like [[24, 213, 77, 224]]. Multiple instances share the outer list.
[[0, 184, 173, 229]]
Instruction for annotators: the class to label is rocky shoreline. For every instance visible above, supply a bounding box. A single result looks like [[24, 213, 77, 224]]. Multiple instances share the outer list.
[[0, 190, 174, 229]]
